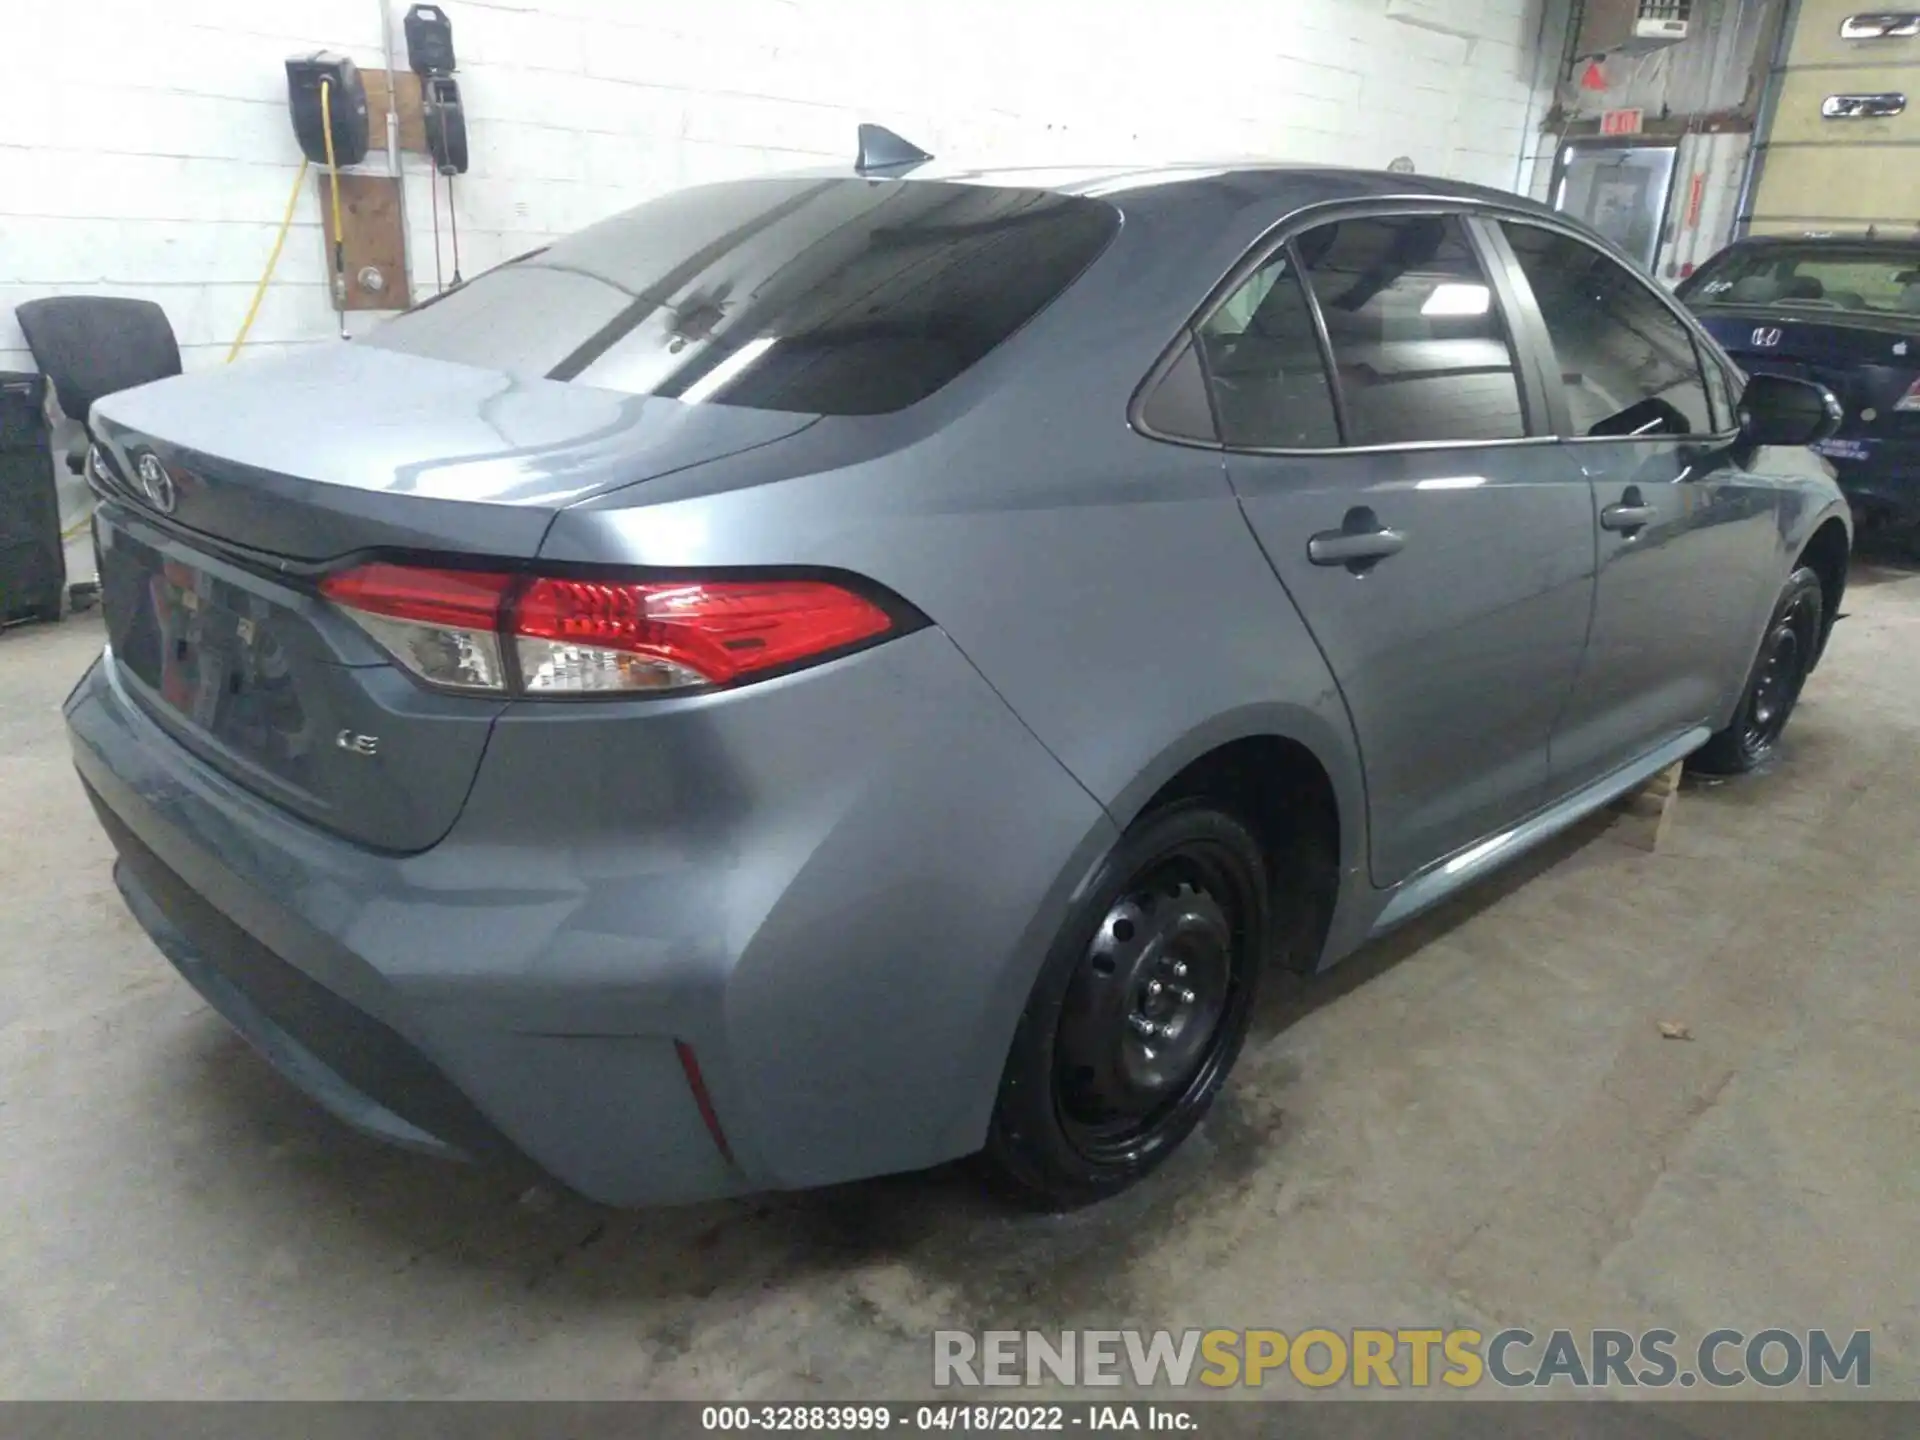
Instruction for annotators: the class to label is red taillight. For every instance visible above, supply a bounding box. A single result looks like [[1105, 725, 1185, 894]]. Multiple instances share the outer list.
[[319, 564, 514, 628], [513, 577, 893, 694], [319, 562, 899, 697]]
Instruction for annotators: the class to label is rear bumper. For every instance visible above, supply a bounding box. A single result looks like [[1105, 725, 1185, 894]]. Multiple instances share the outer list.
[[1818, 438, 1920, 523], [103, 810, 486, 1165], [66, 630, 1113, 1206]]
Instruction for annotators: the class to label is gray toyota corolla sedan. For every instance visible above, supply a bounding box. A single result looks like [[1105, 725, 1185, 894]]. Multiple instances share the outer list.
[[67, 150, 1852, 1210]]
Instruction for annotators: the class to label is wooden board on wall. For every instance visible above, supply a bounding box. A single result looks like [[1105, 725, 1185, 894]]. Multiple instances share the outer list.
[[362, 68, 427, 155], [316, 172, 412, 311]]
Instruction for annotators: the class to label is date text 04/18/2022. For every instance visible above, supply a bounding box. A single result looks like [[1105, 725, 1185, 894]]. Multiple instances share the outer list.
[[699, 1403, 1196, 1431]]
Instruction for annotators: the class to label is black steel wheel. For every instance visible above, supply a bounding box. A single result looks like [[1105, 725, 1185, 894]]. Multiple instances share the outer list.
[[1691, 566, 1824, 776], [983, 801, 1269, 1209]]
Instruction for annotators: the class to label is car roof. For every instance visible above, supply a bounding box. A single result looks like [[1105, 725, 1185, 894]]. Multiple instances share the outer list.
[[787, 151, 1562, 223], [918, 159, 1549, 210]]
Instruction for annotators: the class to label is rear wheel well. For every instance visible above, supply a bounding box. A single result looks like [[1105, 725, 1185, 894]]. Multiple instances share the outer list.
[[1796, 518, 1850, 663], [1138, 737, 1340, 973]]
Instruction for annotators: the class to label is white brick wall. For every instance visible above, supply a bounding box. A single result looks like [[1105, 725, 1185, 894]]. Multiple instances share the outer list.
[[0, 0, 1568, 379]]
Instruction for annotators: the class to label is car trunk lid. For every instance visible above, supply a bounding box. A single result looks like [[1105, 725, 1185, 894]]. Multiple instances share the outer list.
[[87, 345, 815, 852], [90, 344, 815, 560]]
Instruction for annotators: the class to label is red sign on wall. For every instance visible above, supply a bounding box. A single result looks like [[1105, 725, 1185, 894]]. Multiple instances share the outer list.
[[1601, 109, 1646, 136]]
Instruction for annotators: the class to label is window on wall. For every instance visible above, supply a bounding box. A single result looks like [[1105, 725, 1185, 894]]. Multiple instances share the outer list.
[[1501, 221, 1716, 439], [1293, 214, 1529, 446], [1194, 252, 1342, 450]]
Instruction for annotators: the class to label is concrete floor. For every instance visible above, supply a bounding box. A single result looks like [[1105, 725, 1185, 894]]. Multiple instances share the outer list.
[[2, 563, 1917, 1402]]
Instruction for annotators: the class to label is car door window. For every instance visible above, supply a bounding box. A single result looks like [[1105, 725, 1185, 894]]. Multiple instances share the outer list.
[[1194, 252, 1341, 449], [1137, 336, 1219, 443], [1294, 214, 1530, 446], [1501, 221, 1717, 439]]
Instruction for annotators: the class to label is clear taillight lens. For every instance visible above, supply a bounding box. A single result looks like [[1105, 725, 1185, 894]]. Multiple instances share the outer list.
[[319, 563, 899, 697], [1895, 378, 1920, 413], [320, 564, 514, 692]]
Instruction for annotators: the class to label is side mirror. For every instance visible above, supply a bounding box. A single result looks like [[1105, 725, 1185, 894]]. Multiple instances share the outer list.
[[1739, 373, 1843, 448]]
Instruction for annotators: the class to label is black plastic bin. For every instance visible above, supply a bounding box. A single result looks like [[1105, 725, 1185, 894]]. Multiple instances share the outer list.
[[0, 372, 65, 627]]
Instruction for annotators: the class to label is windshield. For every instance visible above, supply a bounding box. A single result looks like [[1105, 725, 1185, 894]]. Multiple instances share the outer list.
[[363, 177, 1119, 416], [1687, 245, 1920, 317]]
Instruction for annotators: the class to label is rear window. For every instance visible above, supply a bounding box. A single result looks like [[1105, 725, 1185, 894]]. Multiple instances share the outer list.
[[1687, 245, 1920, 316], [363, 177, 1119, 415]]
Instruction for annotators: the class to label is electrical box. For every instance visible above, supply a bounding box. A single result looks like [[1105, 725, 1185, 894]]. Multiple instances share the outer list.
[[285, 53, 370, 166], [314, 173, 412, 311], [1577, 0, 1693, 56]]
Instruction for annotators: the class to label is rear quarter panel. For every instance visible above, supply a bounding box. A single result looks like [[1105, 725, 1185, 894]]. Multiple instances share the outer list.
[[535, 189, 1379, 1127], [544, 187, 1371, 869]]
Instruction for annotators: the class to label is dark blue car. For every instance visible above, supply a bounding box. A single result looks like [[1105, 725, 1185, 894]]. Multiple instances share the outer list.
[[1680, 234, 1920, 532]]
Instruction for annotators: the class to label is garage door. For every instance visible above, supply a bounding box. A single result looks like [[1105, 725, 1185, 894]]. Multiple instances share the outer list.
[[1750, 0, 1920, 235]]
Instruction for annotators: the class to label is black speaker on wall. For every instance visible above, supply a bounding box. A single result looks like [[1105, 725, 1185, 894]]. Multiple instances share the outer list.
[[285, 53, 370, 166], [0, 373, 65, 626], [405, 5, 457, 74]]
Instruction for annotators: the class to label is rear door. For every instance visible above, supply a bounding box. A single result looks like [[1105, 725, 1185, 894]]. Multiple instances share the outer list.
[[1211, 206, 1595, 887], [1493, 219, 1783, 792]]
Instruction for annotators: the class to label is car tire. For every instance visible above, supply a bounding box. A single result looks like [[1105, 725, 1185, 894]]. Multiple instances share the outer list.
[[1689, 566, 1825, 776], [981, 800, 1270, 1210]]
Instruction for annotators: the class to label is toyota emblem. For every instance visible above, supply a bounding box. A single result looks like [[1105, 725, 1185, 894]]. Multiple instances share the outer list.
[[1752, 327, 1785, 349], [136, 453, 177, 514]]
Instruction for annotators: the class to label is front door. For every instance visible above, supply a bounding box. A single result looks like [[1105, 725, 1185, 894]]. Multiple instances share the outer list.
[[1493, 219, 1784, 791], [1204, 210, 1595, 887]]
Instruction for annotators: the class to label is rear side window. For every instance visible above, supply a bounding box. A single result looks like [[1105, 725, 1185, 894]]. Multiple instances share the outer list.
[[1502, 222, 1716, 439], [1296, 214, 1529, 446], [1195, 252, 1341, 449], [364, 178, 1119, 416]]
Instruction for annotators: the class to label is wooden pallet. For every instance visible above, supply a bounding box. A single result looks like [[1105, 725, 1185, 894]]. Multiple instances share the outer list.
[[1608, 761, 1684, 853]]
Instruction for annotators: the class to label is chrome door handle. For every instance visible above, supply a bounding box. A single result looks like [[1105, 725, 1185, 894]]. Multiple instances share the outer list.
[[1823, 92, 1908, 118], [1842, 14, 1920, 40], [1308, 527, 1407, 566], [1601, 503, 1655, 533]]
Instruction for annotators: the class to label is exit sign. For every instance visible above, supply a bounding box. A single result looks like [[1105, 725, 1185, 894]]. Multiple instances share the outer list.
[[1602, 109, 1646, 136]]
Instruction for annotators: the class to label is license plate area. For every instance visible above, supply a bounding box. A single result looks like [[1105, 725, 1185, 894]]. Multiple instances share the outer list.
[[143, 556, 301, 736], [97, 509, 325, 783], [91, 499, 509, 853], [1812, 438, 1873, 461]]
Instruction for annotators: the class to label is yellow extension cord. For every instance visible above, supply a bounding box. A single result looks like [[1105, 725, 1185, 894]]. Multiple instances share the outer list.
[[226, 77, 344, 363], [320, 77, 345, 329], [225, 157, 308, 363]]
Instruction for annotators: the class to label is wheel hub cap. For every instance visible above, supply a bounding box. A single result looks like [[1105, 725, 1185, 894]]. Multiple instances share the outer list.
[[1056, 879, 1233, 1127], [1743, 599, 1813, 752]]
